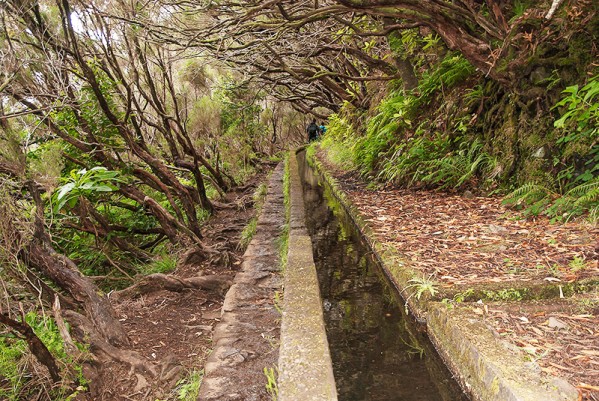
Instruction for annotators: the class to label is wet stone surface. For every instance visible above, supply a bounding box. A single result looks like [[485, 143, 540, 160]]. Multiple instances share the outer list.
[[198, 163, 284, 401]]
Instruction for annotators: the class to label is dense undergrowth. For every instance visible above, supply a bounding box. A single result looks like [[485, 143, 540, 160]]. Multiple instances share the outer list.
[[321, 25, 598, 222]]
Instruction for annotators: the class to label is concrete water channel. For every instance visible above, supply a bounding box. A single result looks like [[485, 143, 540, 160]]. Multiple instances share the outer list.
[[202, 149, 574, 401], [297, 150, 468, 401]]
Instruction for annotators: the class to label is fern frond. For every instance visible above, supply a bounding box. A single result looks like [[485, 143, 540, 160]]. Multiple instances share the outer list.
[[565, 179, 599, 198], [572, 187, 599, 208], [503, 183, 553, 205], [589, 205, 599, 223]]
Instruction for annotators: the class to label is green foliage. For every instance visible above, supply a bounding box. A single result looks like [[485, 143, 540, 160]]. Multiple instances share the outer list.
[[354, 90, 409, 173], [320, 115, 357, 171], [263, 366, 278, 401], [415, 140, 497, 190], [416, 54, 474, 105], [253, 183, 268, 203], [378, 133, 450, 184], [52, 167, 123, 213], [175, 370, 203, 401], [504, 76, 598, 221], [211, 78, 267, 183], [138, 252, 178, 276], [568, 256, 588, 272], [279, 152, 291, 272], [403, 274, 437, 313], [406, 276, 438, 300], [323, 53, 476, 186], [552, 75, 599, 176], [454, 288, 476, 303], [481, 288, 525, 302], [238, 180, 269, 251], [239, 217, 257, 250], [0, 312, 87, 401], [0, 335, 26, 400]]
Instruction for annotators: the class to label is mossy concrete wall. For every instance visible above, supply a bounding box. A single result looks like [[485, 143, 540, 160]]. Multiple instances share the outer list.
[[277, 152, 337, 401]]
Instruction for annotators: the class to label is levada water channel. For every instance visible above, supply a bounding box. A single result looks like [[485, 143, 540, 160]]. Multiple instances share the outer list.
[[297, 150, 469, 401]]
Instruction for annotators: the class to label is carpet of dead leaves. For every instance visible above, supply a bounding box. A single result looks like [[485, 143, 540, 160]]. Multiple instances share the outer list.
[[348, 186, 598, 287], [316, 148, 599, 399], [479, 298, 599, 401]]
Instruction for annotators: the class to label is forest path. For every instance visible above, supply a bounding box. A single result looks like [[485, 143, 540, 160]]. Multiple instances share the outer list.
[[93, 168, 272, 400], [198, 163, 284, 401]]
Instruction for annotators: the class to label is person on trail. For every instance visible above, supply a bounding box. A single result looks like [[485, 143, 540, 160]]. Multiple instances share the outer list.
[[319, 122, 327, 137], [307, 119, 320, 142]]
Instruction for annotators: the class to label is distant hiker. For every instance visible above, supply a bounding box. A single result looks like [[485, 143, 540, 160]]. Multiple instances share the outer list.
[[307, 119, 319, 142], [319, 122, 327, 136]]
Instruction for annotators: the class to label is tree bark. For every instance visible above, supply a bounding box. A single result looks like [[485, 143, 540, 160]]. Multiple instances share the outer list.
[[0, 312, 61, 383]]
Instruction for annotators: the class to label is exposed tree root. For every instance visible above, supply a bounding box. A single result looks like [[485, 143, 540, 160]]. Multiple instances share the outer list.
[[111, 273, 232, 301], [65, 310, 157, 377]]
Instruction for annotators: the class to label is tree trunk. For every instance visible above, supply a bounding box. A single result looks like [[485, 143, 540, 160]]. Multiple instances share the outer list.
[[25, 183, 129, 347]]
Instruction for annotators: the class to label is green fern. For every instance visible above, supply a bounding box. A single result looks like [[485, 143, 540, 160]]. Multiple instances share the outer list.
[[415, 140, 495, 189], [503, 183, 554, 205], [505, 178, 599, 221]]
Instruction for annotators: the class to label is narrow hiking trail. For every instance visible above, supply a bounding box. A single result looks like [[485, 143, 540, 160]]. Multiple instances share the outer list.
[[91, 170, 269, 400]]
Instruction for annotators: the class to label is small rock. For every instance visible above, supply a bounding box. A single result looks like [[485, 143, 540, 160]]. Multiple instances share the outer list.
[[463, 190, 474, 199], [548, 316, 569, 330], [532, 146, 546, 158], [488, 224, 508, 234], [550, 377, 577, 397]]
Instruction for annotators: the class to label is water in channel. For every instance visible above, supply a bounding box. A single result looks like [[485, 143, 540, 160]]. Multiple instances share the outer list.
[[298, 151, 469, 401]]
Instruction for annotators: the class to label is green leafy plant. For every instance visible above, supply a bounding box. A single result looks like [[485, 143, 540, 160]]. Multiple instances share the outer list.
[[568, 256, 588, 272], [481, 288, 525, 301], [52, 167, 123, 213], [504, 178, 599, 221], [415, 140, 497, 189], [238, 180, 269, 251], [238, 217, 257, 250], [454, 288, 476, 303], [403, 274, 437, 313], [176, 370, 203, 401], [138, 253, 178, 275], [378, 132, 451, 185], [0, 312, 88, 401]]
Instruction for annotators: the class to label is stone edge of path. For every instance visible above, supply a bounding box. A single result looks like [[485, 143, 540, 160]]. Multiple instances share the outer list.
[[305, 148, 577, 401], [277, 151, 338, 401], [198, 163, 285, 401]]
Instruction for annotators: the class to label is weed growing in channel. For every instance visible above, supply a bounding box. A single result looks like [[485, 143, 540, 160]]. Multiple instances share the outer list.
[[238, 181, 269, 251], [403, 274, 438, 313]]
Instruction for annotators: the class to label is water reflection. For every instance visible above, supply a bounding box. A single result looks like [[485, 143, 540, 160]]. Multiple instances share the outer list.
[[297, 151, 468, 401]]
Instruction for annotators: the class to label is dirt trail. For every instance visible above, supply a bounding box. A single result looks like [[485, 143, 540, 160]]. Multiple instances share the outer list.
[[91, 169, 269, 400]]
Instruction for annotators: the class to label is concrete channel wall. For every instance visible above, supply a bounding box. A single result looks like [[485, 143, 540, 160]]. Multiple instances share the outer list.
[[304, 149, 576, 401], [277, 152, 338, 401]]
